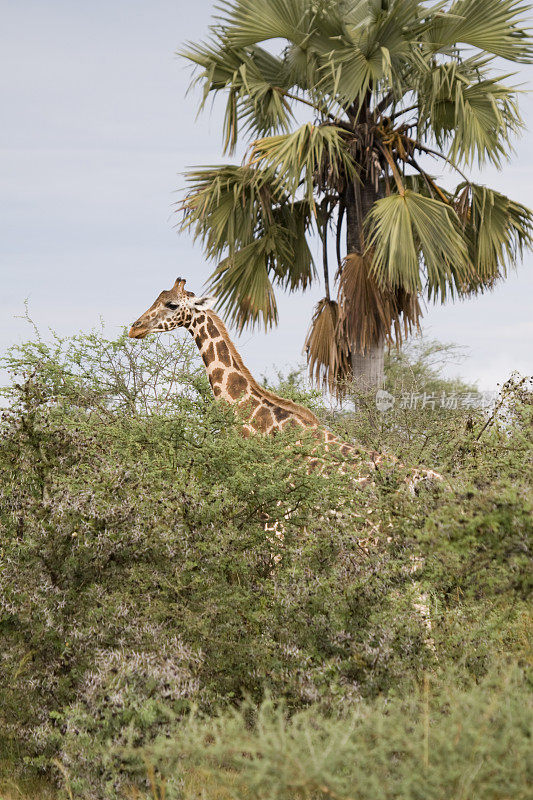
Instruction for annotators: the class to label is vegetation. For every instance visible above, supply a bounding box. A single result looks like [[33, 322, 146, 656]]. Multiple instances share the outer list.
[[144, 670, 533, 800], [0, 328, 531, 798], [179, 0, 533, 389]]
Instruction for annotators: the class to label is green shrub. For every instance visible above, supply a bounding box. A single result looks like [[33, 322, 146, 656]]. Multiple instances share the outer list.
[[0, 329, 531, 797], [142, 666, 533, 800]]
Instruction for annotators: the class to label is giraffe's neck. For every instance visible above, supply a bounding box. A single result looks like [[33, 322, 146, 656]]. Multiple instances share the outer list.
[[184, 311, 433, 484], [186, 311, 318, 434]]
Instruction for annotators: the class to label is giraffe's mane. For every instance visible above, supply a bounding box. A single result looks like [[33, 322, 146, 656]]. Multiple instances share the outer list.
[[207, 311, 320, 427]]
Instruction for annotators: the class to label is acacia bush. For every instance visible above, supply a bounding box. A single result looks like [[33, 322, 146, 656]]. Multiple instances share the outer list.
[[0, 330, 531, 798]]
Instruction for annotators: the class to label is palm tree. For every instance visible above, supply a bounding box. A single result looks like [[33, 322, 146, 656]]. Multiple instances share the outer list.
[[179, 0, 532, 392]]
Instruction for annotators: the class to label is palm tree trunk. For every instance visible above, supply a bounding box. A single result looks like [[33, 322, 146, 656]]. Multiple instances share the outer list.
[[351, 337, 385, 389], [345, 178, 385, 389]]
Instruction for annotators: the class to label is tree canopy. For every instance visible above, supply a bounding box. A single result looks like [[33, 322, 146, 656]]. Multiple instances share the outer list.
[[180, 0, 532, 391]]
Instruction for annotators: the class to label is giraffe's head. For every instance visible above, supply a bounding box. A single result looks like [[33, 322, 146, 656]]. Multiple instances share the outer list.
[[128, 277, 216, 339]]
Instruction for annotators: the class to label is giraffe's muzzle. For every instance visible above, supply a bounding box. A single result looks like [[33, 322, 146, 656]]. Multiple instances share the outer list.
[[128, 321, 148, 339]]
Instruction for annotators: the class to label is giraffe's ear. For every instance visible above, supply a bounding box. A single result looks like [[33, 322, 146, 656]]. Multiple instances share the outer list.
[[194, 296, 216, 311]]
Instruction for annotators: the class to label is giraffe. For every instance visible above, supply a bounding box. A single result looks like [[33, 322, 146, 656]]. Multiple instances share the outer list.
[[128, 277, 430, 484], [129, 277, 441, 647]]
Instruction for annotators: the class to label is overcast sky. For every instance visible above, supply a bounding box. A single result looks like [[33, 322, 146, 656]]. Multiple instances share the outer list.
[[1, 0, 532, 390]]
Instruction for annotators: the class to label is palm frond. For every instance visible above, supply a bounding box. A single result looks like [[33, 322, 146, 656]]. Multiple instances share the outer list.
[[321, 0, 418, 109], [181, 165, 276, 261], [209, 237, 279, 331], [271, 200, 317, 290], [232, 46, 298, 141], [426, 0, 533, 63], [180, 38, 294, 150], [284, 42, 321, 92], [250, 123, 356, 207], [364, 190, 474, 300], [454, 182, 533, 287], [219, 0, 343, 48], [209, 214, 315, 329], [416, 57, 523, 166], [322, 45, 381, 109], [448, 77, 522, 166], [181, 165, 316, 325], [179, 37, 241, 93]]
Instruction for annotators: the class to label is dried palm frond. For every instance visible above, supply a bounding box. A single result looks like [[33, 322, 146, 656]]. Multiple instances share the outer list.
[[338, 252, 422, 354], [304, 298, 351, 396]]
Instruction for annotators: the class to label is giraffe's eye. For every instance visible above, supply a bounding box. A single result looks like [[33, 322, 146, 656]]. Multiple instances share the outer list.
[[165, 302, 178, 310]]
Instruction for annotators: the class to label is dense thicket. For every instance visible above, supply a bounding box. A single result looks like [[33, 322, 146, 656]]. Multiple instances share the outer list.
[[0, 331, 531, 798]]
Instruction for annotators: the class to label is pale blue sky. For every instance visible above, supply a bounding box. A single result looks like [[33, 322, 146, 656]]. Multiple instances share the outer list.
[[1, 0, 532, 390]]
